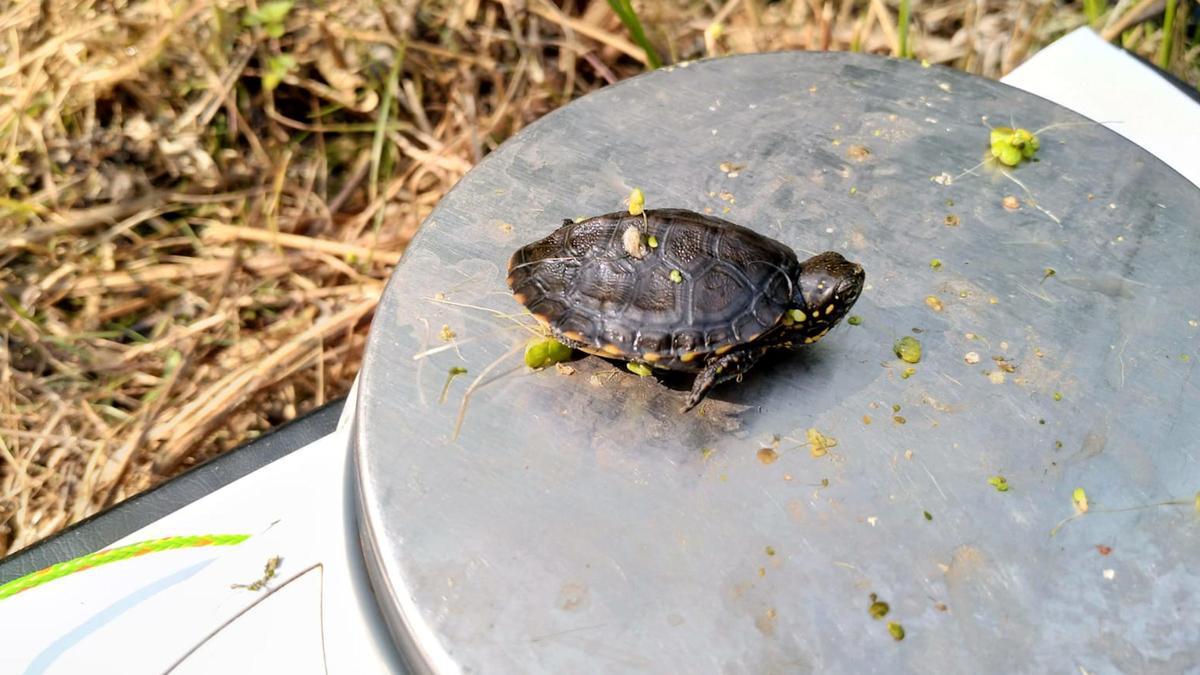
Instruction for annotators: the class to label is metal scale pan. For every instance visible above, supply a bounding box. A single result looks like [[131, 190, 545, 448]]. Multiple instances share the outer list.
[[354, 52, 1200, 673]]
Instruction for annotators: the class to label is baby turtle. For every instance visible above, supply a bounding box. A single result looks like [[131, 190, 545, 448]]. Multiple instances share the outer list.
[[507, 208, 865, 411]]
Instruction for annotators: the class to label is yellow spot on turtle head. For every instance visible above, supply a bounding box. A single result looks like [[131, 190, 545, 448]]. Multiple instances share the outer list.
[[562, 330, 586, 343], [715, 344, 734, 356], [642, 352, 661, 362], [602, 343, 625, 356], [680, 351, 700, 363], [825, 304, 836, 316], [788, 309, 806, 322]]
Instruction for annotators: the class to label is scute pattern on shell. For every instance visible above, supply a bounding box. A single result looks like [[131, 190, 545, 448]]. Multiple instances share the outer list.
[[507, 209, 801, 370]]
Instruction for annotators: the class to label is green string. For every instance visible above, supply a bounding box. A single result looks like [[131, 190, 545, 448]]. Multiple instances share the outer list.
[[0, 533, 250, 600]]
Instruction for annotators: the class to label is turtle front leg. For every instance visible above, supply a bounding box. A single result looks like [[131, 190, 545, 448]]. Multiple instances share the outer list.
[[683, 345, 768, 412]]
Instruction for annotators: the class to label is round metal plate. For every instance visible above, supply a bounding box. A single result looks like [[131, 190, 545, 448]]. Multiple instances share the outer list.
[[355, 52, 1200, 673]]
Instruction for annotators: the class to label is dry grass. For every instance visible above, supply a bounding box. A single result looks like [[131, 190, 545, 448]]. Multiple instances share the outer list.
[[0, 0, 1196, 556]]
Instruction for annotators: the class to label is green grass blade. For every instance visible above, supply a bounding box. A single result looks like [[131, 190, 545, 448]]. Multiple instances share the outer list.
[[897, 0, 912, 58], [367, 47, 405, 266], [606, 0, 663, 69], [1083, 0, 1106, 26], [1157, 0, 1177, 68]]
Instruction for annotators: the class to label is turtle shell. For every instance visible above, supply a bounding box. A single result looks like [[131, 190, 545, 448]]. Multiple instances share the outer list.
[[507, 208, 802, 370]]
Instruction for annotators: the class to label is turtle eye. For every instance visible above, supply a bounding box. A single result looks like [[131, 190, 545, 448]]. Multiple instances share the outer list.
[[836, 275, 861, 301]]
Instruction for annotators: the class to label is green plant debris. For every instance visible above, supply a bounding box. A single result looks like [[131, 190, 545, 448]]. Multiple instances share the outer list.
[[439, 366, 468, 403], [0, 198, 45, 221], [626, 362, 652, 377], [1052, 493, 1197, 536], [669, 269, 683, 283], [894, 336, 922, 364], [944, 214, 960, 226], [647, 235, 659, 248], [262, 54, 297, 91], [628, 187, 646, 215], [1052, 391, 1063, 401], [930, 258, 943, 271], [806, 428, 837, 457], [243, 0, 293, 37], [887, 622, 906, 641], [606, 0, 663, 69], [1158, 0, 1178, 69], [901, 367, 916, 379], [988, 475, 1010, 492], [1042, 267, 1056, 282], [896, 0, 911, 57], [847, 315, 863, 326], [525, 338, 573, 369], [990, 126, 1041, 167], [868, 594, 890, 619], [923, 510, 933, 521], [232, 556, 282, 591], [765, 545, 777, 556], [1073, 487, 1090, 513], [439, 324, 457, 342]]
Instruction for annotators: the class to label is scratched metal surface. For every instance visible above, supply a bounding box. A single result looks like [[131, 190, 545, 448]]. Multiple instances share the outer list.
[[354, 52, 1200, 674]]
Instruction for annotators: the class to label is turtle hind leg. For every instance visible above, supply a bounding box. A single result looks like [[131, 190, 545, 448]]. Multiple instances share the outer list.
[[682, 345, 767, 412]]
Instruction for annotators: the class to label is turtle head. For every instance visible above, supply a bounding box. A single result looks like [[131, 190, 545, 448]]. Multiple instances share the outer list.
[[785, 252, 865, 340]]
